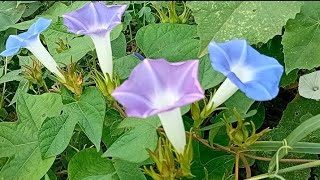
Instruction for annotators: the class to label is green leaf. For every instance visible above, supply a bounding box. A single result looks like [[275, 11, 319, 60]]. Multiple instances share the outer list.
[[103, 122, 158, 163], [9, 79, 29, 106], [0, 69, 23, 84], [110, 24, 124, 42], [68, 149, 146, 180], [136, 23, 199, 62], [114, 55, 140, 79], [283, 2, 320, 73], [187, 1, 303, 57], [68, 148, 117, 180], [270, 96, 320, 143], [102, 109, 124, 148], [0, 28, 17, 52], [249, 141, 320, 154], [10, 2, 88, 30], [18, 55, 33, 66], [118, 116, 161, 129], [0, 2, 26, 31], [38, 113, 78, 158], [224, 91, 255, 113], [112, 33, 127, 59], [43, 169, 57, 180], [117, 106, 188, 129], [247, 102, 265, 129], [198, 55, 225, 90], [64, 87, 106, 151], [43, 27, 94, 65], [21, 2, 42, 18], [192, 141, 234, 179], [0, 91, 63, 179], [113, 159, 147, 180]]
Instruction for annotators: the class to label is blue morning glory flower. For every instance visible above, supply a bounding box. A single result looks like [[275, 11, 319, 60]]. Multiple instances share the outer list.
[[0, 18, 65, 81], [207, 39, 283, 109]]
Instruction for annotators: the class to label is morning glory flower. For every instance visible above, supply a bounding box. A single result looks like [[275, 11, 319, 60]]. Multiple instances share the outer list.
[[298, 71, 320, 100], [207, 39, 283, 109], [0, 18, 65, 81], [112, 59, 204, 153], [63, 2, 127, 80]]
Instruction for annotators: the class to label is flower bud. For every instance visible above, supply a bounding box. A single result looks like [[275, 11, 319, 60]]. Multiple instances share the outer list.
[[22, 58, 44, 86], [92, 70, 120, 101], [144, 132, 194, 179], [225, 108, 270, 148], [61, 62, 83, 98]]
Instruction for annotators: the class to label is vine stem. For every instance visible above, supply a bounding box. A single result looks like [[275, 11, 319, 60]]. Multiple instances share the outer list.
[[177, 129, 318, 164], [245, 160, 320, 180], [41, 78, 49, 92], [113, 102, 126, 118], [1, 57, 8, 106], [235, 152, 240, 180], [240, 154, 252, 178], [242, 153, 315, 163]]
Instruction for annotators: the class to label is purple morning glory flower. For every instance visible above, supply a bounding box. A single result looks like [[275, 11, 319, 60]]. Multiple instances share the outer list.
[[112, 59, 204, 153], [0, 18, 65, 81], [63, 2, 127, 80], [207, 39, 283, 109]]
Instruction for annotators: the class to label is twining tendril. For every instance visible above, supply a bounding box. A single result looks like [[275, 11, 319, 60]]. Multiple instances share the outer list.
[[270, 139, 293, 179]]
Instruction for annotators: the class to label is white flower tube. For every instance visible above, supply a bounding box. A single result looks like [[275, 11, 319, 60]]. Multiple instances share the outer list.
[[91, 33, 113, 80], [26, 38, 65, 81], [158, 108, 186, 154], [207, 78, 239, 109]]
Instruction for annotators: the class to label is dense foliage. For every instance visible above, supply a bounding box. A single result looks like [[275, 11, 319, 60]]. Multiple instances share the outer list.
[[0, 1, 320, 180]]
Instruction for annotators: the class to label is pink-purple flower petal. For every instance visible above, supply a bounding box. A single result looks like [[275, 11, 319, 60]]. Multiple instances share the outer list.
[[112, 59, 205, 118], [63, 2, 127, 36]]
